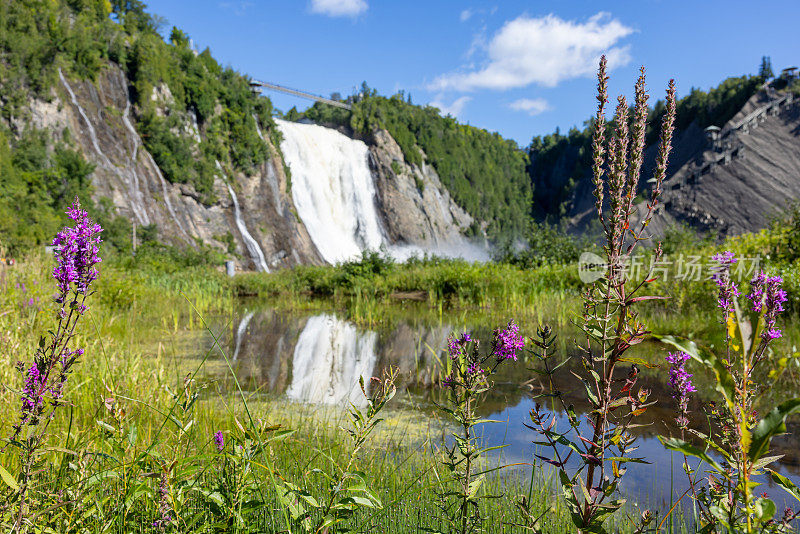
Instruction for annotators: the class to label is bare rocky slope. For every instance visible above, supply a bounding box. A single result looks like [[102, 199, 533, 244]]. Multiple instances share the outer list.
[[648, 88, 800, 236], [568, 86, 800, 238], [26, 62, 472, 271]]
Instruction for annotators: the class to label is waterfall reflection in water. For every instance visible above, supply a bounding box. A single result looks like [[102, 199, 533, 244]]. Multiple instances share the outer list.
[[286, 314, 378, 405], [213, 306, 800, 510]]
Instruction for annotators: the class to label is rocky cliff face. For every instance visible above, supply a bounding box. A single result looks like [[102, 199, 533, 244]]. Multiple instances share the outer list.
[[566, 87, 800, 239], [368, 129, 473, 248], [26, 62, 471, 270], [637, 88, 800, 237]]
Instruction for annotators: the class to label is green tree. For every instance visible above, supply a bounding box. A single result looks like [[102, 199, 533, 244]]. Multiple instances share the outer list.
[[759, 55, 774, 80]]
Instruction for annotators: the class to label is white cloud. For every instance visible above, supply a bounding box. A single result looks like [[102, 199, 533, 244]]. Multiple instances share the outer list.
[[309, 0, 367, 17], [430, 12, 634, 91], [509, 98, 550, 116], [430, 95, 472, 117], [460, 9, 473, 22]]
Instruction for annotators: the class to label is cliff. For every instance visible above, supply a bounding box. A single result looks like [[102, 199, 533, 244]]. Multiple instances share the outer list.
[[646, 88, 800, 236], [20, 61, 472, 270]]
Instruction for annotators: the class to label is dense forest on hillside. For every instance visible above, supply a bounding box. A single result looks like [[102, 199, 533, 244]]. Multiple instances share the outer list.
[[302, 91, 532, 239]]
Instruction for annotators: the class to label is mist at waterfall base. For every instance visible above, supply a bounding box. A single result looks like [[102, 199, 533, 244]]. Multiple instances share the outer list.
[[197, 306, 800, 513], [276, 119, 489, 264]]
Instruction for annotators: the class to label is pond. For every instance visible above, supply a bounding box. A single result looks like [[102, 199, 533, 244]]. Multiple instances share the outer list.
[[185, 302, 800, 514]]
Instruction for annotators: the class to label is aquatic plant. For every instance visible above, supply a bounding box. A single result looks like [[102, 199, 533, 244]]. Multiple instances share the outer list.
[[277, 367, 398, 532], [435, 321, 524, 533]]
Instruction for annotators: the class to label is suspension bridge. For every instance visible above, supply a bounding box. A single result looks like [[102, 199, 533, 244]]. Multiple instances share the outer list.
[[249, 79, 352, 110]]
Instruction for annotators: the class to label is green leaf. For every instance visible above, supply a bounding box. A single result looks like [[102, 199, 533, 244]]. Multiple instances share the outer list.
[[654, 335, 736, 409], [754, 497, 776, 523], [127, 424, 138, 448], [349, 495, 380, 508], [85, 470, 120, 488], [0, 464, 19, 491], [749, 398, 800, 462], [767, 469, 800, 503], [659, 436, 725, 474], [751, 454, 783, 471]]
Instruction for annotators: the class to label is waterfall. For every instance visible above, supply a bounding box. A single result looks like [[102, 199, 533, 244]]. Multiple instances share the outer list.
[[253, 114, 266, 142], [58, 67, 150, 224], [146, 152, 191, 239], [286, 314, 377, 405], [59, 69, 109, 166], [117, 72, 190, 238], [218, 161, 270, 272], [232, 311, 255, 361], [275, 118, 387, 264], [253, 115, 283, 212]]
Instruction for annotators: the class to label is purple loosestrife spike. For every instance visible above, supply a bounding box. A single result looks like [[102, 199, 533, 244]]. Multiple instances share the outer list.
[[749, 271, 787, 340], [666, 352, 696, 396], [466, 362, 483, 376], [640, 79, 676, 234], [12, 198, 103, 439], [627, 67, 649, 218], [447, 332, 473, 360], [666, 352, 695, 429], [711, 252, 740, 318], [214, 431, 225, 452], [492, 320, 525, 362], [591, 55, 609, 228], [52, 198, 103, 305]]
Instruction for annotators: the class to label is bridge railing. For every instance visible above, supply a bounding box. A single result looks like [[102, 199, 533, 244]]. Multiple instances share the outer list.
[[249, 80, 352, 110]]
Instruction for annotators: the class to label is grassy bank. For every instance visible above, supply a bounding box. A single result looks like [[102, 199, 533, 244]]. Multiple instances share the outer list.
[[4, 215, 800, 531], [0, 251, 592, 532]]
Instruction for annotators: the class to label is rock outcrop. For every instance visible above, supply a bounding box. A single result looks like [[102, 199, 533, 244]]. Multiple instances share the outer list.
[[649, 89, 800, 236], [567, 87, 800, 239], [369, 129, 473, 247]]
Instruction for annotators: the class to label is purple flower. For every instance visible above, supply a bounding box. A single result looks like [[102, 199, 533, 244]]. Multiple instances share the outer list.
[[748, 271, 787, 340], [447, 332, 473, 360], [710, 252, 740, 317], [21, 363, 46, 416], [214, 431, 224, 452], [52, 198, 103, 305], [666, 351, 695, 428], [466, 362, 483, 376], [492, 320, 525, 361], [153, 472, 172, 529], [11, 198, 102, 440]]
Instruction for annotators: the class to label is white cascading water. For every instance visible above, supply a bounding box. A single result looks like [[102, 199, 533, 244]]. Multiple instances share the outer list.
[[276, 118, 387, 264], [232, 311, 255, 361], [117, 72, 150, 225], [218, 161, 270, 272], [146, 152, 191, 239], [117, 72, 189, 238], [286, 314, 377, 405], [58, 68, 154, 224]]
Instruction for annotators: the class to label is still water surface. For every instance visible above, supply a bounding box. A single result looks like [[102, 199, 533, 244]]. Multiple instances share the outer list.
[[187, 303, 800, 512]]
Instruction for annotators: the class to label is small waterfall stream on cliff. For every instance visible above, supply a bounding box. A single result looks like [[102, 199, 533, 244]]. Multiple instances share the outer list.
[[59, 68, 150, 225], [117, 72, 189, 237], [285, 314, 377, 405], [276, 118, 388, 264], [218, 162, 270, 272]]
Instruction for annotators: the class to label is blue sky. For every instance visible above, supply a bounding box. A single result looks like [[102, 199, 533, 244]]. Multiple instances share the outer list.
[[145, 0, 800, 145]]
